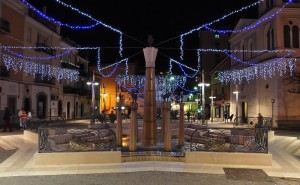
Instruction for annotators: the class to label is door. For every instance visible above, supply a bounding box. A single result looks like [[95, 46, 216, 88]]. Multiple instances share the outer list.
[[242, 101, 248, 123], [37, 93, 47, 119], [81, 103, 84, 117], [67, 101, 70, 119]]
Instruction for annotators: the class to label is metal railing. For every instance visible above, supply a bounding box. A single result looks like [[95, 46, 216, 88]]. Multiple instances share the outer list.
[[189, 127, 268, 153], [26, 116, 65, 133], [233, 117, 272, 129], [38, 127, 117, 153]]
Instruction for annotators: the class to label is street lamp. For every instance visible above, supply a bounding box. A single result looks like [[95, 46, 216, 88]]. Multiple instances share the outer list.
[[102, 83, 106, 115], [209, 96, 216, 122], [271, 98, 275, 129], [233, 90, 239, 125], [198, 81, 210, 125], [87, 71, 99, 125]]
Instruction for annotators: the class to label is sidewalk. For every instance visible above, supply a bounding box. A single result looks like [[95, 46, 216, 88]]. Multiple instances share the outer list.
[[0, 119, 299, 180]]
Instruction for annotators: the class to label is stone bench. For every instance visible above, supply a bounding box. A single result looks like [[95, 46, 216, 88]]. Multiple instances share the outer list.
[[276, 120, 300, 129]]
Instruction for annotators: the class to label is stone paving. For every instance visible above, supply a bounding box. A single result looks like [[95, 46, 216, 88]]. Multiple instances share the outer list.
[[0, 171, 300, 185]]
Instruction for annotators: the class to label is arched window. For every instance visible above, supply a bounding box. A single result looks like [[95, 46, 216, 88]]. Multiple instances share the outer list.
[[292, 25, 299, 48], [248, 40, 255, 58], [284, 22, 299, 48], [242, 42, 247, 61], [267, 25, 274, 50], [284, 25, 291, 48]]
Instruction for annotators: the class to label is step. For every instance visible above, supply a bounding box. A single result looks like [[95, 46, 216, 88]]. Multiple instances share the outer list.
[[0, 137, 19, 150], [284, 140, 300, 155], [270, 136, 297, 149]]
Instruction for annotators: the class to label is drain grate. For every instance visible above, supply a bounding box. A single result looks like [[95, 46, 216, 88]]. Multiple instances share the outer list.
[[223, 168, 272, 182]]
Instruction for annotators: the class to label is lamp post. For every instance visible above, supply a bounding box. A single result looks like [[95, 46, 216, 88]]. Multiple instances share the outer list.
[[103, 83, 106, 115], [87, 71, 99, 125], [233, 90, 239, 125], [209, 95, 216, 122], [198, 70, 210, 126], [271, 99, 275, 129]]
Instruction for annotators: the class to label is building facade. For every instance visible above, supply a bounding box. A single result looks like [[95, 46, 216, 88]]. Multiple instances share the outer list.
[[0, 0, 91, 125], [229, 0, 300, 127]]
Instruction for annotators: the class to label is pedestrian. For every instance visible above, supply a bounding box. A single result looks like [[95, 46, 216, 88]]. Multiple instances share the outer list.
[[109, 111, 116, 123], [101, 110, 106, 123], [18, 108, 27, 130], [27, 110, 32, 119], [2, 107, 12, 132], [224, 112, 228, 123], [187, 111, 191, 122], [257, 113, 263, 128]]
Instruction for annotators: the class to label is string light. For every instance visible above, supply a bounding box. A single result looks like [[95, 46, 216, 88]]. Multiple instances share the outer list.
[[20, 0, 123, 57], [115, 75, 187, 102], [225, 51, 294, 67], [218, 58, 296, 84], [180, 0, 263, 60], [96, 48, 128, 77], [204, 1, 291, 34], [2, 47, 71, 60], [169, 58, 198, 78], [2, 54, 79, 81]]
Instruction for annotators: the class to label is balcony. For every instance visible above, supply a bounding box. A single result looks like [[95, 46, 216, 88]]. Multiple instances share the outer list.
[[63, 86, 90, 96], [0, 18, 10, 34], [61, 61, 79, 70], [36, 43, 56, 56], [28, 9, 58, 33], [0, 65, 10, 78], [35, 75, 55, 85]]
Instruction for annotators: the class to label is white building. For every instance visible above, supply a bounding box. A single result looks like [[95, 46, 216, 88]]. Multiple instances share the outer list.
[[228, 0, 300, 127]]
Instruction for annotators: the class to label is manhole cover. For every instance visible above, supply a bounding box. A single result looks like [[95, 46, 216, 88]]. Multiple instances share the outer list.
[[223, 168, 272, 182]]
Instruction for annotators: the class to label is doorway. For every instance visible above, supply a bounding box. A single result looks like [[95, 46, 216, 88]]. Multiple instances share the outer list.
[[37, 93, 47, 119], [242, 101, 248, 123], [67, 101, 71, 119]]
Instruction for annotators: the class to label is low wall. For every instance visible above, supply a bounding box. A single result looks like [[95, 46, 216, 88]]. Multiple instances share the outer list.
[[35, 151, 122, 165], [24, 130, 39, 141], [185, 152, 272, 166]]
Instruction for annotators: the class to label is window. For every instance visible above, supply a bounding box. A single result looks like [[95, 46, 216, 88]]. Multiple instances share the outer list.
[[37, 33, 47, 45], [242, 42, 247, 61], [267, 25, 274, 50], [27, 28, 32, 43], [284, 25, 291, 48], [215, 34, 220, 39], [248, 40, 255, 58], [292, 26, 299, 48], [284, 23, 299, 48]]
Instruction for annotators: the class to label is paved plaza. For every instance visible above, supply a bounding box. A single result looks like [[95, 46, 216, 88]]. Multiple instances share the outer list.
[[0, 119, 300, 185]]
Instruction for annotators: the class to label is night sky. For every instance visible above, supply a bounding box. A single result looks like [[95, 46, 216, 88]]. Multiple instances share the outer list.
[[25, 0, 258, 72]]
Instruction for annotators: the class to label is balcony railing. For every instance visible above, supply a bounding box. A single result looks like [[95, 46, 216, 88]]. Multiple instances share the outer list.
[[35, 76, 55, 85], [28, 9, 58, 33], [63, 86, 90, 96], [36, 43, 56, 56]]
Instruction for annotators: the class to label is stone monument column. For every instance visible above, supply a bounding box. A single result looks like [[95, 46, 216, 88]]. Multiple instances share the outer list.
[[142, 47, 158, 146], [162, 101, 171, 151], [160, 102, 165, 141], [178, 102, 185, 147], [116, 93, 122, 147], [129, 101, 138, 151]]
